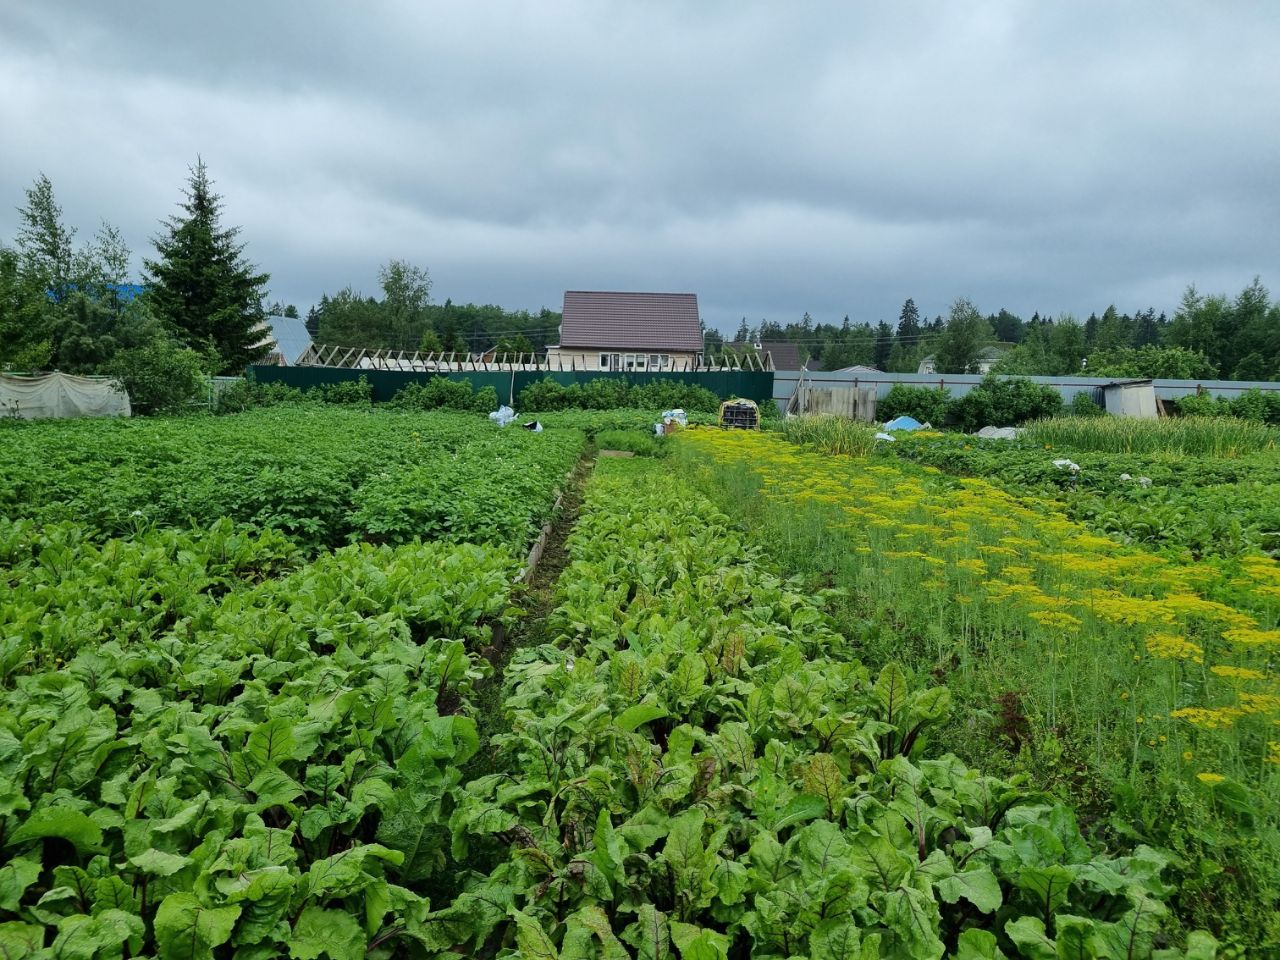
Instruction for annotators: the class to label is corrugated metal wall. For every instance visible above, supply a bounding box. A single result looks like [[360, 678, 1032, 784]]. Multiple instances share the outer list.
[[773, 370, 1280, 411], [246, 366, 775, 405]]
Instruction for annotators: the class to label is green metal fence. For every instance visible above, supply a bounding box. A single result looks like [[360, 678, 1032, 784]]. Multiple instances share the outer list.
[[246, 366, 775, 406]]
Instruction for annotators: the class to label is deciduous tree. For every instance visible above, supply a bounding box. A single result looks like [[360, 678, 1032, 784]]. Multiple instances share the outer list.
[[933, 298, 992, 373], [15, 173, 76, 291]]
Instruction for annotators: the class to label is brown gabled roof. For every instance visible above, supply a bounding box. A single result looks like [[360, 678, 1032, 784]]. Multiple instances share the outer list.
[[560, 291, 703, 351]]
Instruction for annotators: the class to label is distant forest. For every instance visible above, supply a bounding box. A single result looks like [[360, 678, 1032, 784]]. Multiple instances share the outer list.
[[718, 283, 1280, 380]]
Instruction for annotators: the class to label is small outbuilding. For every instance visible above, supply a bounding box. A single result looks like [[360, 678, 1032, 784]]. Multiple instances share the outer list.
[[1102, 379, 1159, 419]]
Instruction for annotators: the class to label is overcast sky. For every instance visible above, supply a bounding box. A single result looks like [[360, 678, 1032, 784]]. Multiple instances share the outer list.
[[1, 2, 1277, 334]]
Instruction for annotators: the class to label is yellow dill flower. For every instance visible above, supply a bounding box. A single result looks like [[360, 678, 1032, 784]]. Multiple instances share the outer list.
[[1209, 665, 1269, 682], [1222, 627, 1280, 648], [1000, 536, 1039, 549], [978, 545, 1019, 557], [1170, 707, 1242, 729], [1069, 533, 1120, 553], [1160, 594, 1257, 629], [897, 522, 936, 536], [1093, 596, 1171, 627], [1238, 693, 1280, 715], [1195, 772, 1225, 785], [1029, 610, 1083, 630], [1144, 633, 1204, 663], [1238, 556, 1280, 583], [1183, 750, 1194, 761], [1267, 742, 1280, 765]]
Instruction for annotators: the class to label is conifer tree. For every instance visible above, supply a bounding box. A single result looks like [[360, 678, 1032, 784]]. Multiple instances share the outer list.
[[144, 158, 270, 373], [896, 297, 921, 341], [873, 320, 894, 369]]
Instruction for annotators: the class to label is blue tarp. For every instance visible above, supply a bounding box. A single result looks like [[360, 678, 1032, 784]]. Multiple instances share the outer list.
[[46, 282, 146, 303], [883, 415, 925, 431]]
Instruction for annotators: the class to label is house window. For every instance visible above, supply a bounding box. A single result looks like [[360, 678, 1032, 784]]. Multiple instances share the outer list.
[[600, 353, 622, 371], [648, 354, 659, 369], [659, 355, 670, 368]]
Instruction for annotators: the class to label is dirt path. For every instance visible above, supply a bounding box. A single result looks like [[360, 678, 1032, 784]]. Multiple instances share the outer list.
[[469, 450, 597, 743]]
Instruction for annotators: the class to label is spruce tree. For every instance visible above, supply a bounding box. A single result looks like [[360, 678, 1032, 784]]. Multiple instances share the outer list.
[[873, 320, 894, 369], [145, 158, 271, 373], [896, 298, 921, 342]]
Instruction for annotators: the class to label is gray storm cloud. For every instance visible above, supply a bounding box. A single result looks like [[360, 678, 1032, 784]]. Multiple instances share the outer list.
[[1, 1, 1276, 332]]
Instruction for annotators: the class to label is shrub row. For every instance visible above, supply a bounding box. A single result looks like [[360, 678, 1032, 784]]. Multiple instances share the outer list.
[[384, 378, 499, 413], [214, 375, 729, 417], [214, 375, 376, 412], [1177, 388, 1280, 425], [216, 375, 500, 414], [878, 374, 1064, 430], [517, 375, 722, 412]]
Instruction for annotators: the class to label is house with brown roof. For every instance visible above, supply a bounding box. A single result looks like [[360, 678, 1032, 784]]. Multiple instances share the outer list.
[[545, 291, 705, 372]]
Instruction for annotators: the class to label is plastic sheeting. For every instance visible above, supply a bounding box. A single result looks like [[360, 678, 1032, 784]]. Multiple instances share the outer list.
[[0, 373, 131, 419], [883, 415, 925, 431], [488, 405, 517, 427], [975, 426, 1021, 440]]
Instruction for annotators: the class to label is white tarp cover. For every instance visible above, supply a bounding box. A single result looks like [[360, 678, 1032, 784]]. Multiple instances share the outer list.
[[0, 372, 131, 419], [976, 426, 1022, 439]]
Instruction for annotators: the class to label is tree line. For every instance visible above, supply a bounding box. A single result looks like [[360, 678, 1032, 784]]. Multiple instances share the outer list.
[[308, 271, 562, 356], [0, 162, 274, 410], [723, 284, 1280, 380]]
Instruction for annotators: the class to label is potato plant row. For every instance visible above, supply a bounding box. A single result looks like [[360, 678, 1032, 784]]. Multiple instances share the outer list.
[[0, 408, 583, 552]]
